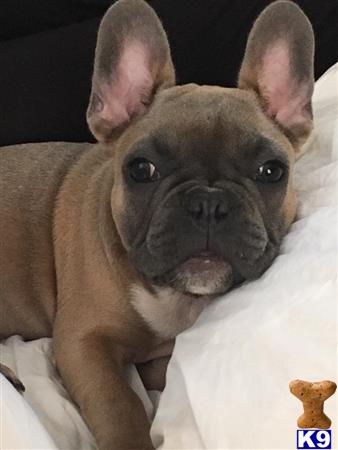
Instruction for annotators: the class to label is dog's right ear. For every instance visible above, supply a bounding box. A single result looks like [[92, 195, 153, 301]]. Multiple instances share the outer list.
[[87, 0, 175, 142]]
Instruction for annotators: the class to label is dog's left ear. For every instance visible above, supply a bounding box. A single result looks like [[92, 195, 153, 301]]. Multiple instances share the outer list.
[[238, 1, 314, 150]]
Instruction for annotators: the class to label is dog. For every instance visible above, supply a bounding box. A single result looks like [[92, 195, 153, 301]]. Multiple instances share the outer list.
[[0, 0, 314, 448]]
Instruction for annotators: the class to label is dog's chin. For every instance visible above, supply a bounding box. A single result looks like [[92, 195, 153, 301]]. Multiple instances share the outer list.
[[176, 252, 233, 296]]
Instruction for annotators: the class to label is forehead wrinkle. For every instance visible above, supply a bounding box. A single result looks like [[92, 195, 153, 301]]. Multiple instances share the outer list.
[[151, 135, 173, 158], [238, 133, 289, 163]]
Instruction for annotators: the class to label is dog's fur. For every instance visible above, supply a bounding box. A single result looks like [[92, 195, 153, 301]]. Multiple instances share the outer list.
[[0, 1, 314, 449]]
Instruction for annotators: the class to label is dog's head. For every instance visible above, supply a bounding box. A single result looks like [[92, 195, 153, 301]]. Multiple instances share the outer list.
[[87, 0, 314, 296]]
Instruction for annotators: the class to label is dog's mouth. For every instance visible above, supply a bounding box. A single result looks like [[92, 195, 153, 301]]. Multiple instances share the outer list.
[[180, 251, 228, 273], [177, 251, 233, 296]]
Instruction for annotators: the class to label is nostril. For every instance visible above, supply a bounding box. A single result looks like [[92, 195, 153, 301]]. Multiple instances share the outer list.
[[197, 202, 205, 219], [214, 202, 228, 221], [187, 200, 204, 220]]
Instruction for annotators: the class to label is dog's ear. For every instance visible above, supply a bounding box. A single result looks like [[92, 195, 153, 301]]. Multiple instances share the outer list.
[[87, 0, 175, 142], [238, 1, 314, 150]]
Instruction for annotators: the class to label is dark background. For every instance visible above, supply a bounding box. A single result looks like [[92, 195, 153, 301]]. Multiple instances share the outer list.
[[0, 0, 337, 146]]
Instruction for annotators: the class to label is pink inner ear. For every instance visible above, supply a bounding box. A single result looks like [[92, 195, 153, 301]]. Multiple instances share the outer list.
[[100, 42, 153, 127], [260, 42, 309, 128]]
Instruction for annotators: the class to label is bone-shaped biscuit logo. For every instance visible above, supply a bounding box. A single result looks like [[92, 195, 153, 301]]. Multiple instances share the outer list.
[[289, 379, 337, 429]]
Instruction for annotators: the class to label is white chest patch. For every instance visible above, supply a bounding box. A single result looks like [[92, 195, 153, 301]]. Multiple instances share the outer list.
[[131, 285, 210, 339]]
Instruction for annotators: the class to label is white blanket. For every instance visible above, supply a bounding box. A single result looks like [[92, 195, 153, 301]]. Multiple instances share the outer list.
[[1, 63, 337, 450]]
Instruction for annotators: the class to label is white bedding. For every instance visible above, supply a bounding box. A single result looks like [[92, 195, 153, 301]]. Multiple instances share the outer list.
[[1, 63, 337, 450]]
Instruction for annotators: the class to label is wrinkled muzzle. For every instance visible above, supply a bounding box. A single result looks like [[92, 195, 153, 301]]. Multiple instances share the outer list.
[[128, 181, 280, 296]]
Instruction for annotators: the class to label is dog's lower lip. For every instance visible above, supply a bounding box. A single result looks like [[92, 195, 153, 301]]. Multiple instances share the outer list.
[[180, 252, 227, 272]]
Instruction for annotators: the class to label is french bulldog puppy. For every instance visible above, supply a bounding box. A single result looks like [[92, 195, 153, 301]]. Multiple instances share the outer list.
[[0, 0, 314, 448]]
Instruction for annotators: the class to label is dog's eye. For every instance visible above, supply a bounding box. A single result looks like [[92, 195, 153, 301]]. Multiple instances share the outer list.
[[129, 158, 160, 183], [255, 160, 285, 183]]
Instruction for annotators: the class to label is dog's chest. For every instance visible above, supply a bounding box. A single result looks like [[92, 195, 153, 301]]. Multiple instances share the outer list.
[[131, 286, 209, 339]]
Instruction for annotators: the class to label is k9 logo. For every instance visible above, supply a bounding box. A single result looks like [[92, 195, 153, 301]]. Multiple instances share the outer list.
[[297, 430, 332, 449]]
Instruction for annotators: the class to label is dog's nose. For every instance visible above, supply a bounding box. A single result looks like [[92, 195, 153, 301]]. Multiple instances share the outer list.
[[184, 187, 228, 225]]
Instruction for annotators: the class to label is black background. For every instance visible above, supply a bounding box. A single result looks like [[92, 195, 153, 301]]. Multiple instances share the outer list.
[[0, 0, 337, 146]]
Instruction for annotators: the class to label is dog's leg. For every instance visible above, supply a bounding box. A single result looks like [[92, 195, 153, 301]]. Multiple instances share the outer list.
[[136, 340, 174, 391], [0, 363, 25, 392], [54, 333, 153, 450], [137, 356, 171, 391]]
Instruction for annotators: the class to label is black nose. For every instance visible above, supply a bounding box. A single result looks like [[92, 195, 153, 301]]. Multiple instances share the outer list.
[[184, 187, 228, 225]]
